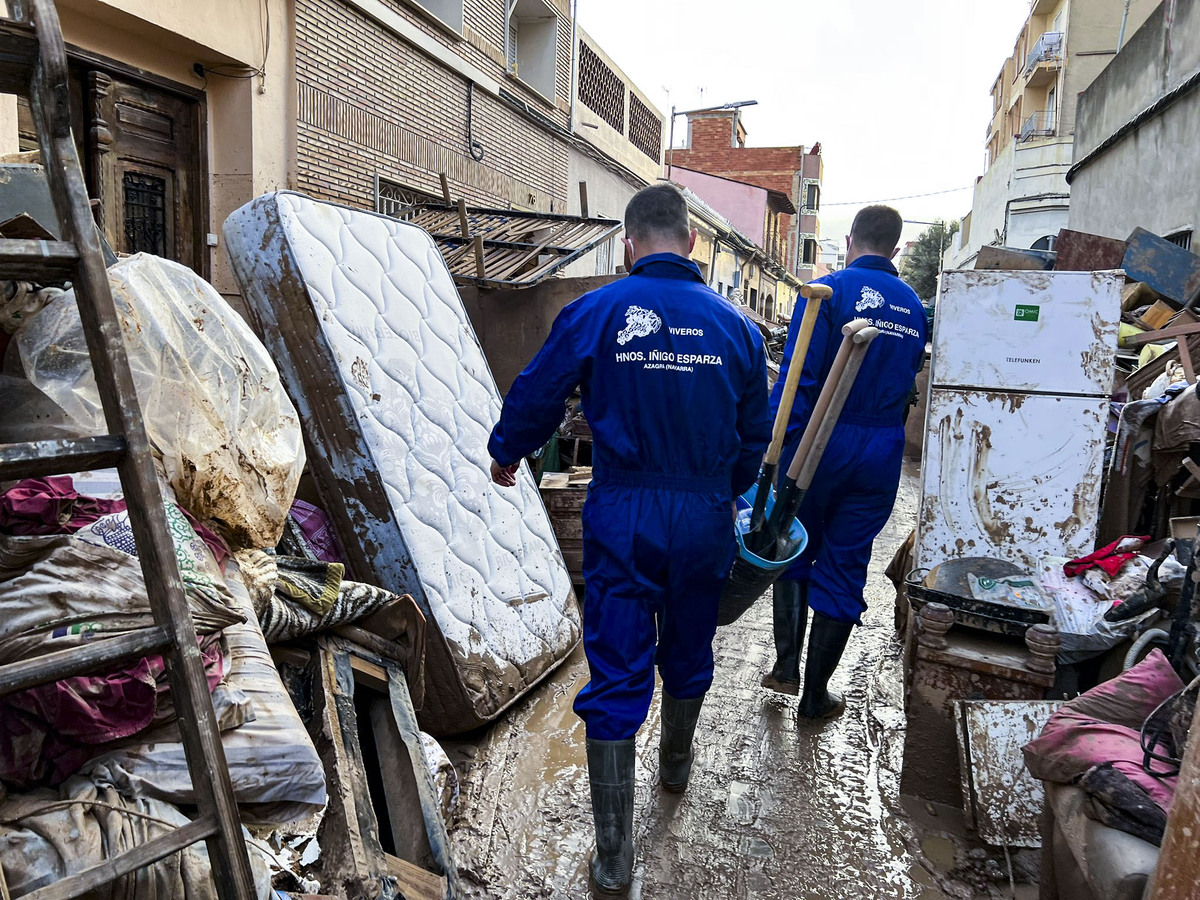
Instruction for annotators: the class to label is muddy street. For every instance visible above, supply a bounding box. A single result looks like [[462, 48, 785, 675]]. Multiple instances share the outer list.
[[446, 464, 961, 899]]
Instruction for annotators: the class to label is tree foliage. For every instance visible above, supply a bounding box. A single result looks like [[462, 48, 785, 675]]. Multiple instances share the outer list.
[[901, 220, 959, 302]]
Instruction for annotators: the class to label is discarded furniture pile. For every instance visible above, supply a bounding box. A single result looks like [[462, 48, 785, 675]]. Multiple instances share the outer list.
[[895, 225, 1200, 898], [0, 173, 596, 895]]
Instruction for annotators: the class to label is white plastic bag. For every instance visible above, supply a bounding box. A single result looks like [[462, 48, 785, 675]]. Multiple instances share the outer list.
[[16, 254, 304, 547]]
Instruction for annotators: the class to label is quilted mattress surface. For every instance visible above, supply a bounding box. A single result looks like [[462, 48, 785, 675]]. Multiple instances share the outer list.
[[223, 192, 580, 733]]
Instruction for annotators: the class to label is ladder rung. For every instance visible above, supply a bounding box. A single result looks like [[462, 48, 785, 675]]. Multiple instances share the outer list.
[[22, 815, 218, 900], [0, 625, 173, 699], [0, 18, 37, 95], [0, 435, 126, 481], [0, 239, 79, 282]]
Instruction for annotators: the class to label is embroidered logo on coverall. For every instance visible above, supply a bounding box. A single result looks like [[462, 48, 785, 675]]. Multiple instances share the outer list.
[[855, 286, 885, 313], [616, 306, 662, 345]]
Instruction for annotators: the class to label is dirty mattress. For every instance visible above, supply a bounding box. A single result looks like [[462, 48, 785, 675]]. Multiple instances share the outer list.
[[222, 192, 580, 734]]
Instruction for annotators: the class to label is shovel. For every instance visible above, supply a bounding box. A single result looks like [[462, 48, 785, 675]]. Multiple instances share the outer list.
[[746, 317, 873, 555], [717, 319, 877, 625], [763, 320, 880, 559], [747, 282, 832, 536]]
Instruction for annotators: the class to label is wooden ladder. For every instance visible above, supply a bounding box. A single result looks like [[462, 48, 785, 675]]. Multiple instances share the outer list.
[[0, 1, 257, 897]]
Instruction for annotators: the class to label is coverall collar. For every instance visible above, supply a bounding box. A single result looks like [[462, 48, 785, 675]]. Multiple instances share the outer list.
[[846, 254, 900, 276], [629, 252, 706, 283]]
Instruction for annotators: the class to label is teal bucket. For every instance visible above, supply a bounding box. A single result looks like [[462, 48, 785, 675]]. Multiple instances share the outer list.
[[717, 483, 808, 626]]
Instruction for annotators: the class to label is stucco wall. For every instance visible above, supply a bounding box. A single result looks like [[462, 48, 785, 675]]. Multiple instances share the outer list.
[[1070, 0, 1200, 239], [670, 168, 767, 247], [6, 0, 293, 295]]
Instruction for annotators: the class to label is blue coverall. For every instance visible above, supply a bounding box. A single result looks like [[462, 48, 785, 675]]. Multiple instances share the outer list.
[[489, 253, 771, 740], [772, 255, 927, 624]]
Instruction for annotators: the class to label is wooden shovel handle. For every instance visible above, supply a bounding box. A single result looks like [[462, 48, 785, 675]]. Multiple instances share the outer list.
[[785, 319, 874, 482], [763, 286, 827, 466]]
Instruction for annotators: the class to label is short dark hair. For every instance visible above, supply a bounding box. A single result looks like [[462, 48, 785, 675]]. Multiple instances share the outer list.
[[850, 205, 903, 254], [625, 183, 690, 245]]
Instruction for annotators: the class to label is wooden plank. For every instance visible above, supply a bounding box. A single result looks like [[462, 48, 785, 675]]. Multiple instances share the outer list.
[[456, 199, 470, 239], [1124, 321, 1200, 346], [348, 654, 389, 693], [385, 854, 448, 900], [23, 817, 215, 900], [0, 625, 171, 698], [438, 173, 451, 205], [578, 181, 588, 218], [0, 434, 126, 481], [0, 237, 79, 281], [974, 245, 1054, 271], [472, 234, 485, 277]]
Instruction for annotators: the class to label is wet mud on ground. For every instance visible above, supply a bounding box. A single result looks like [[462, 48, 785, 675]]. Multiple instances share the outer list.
[[446, 463, 1036, 899]]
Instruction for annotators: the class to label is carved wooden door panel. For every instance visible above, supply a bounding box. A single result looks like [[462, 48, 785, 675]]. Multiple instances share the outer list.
[[88, 71, 203, 273]]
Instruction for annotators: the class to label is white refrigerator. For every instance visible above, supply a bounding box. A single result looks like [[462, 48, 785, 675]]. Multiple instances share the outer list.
[[916, 269, 1123, 573]]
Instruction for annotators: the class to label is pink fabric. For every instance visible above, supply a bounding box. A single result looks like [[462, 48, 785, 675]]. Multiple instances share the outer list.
[[0, 476, 126, 535], [0, 476, 229, 567], [1024, 650, 1185, 813], [0, 640, 224, 788], [290, 499, 346, 564]]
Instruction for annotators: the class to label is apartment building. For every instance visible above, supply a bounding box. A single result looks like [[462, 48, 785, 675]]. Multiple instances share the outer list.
[[666, 107, 822, 283], [0, 0, 290, 297], [0, 0, 662, 295], [949, 0, 1158, 267]]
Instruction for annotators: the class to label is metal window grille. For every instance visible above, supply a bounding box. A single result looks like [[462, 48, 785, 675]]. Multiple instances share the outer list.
[[375, 177, 439, 220], [1167, 230, 1193, 252], [122, 171, 168, 257], [628, 93, 661, 161], [578, 41, 624, 133]]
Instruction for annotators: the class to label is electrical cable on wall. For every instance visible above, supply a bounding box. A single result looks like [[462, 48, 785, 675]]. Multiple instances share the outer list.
[[193, 0, 270, 93], [467, 83, 486, 162]]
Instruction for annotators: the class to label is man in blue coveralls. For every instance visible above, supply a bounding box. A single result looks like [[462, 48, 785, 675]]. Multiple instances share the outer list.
[[488, 182, 770, 895], [760, 205, 926, 719]]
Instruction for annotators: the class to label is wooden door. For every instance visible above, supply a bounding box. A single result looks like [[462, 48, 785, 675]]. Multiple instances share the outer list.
[[87, 70, 204, 273]]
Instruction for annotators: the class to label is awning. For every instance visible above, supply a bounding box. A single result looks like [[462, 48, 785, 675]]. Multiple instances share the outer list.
[[404, 205, 621, 289]]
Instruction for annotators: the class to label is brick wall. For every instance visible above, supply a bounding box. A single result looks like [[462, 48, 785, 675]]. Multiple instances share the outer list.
[[296, 0, 572, 213]]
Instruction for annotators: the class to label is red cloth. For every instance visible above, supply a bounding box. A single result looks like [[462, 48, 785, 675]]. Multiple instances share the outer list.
[[0, 476, 126, 535], [0, 639, 225, 788], [1063, 535, 1150, 578]]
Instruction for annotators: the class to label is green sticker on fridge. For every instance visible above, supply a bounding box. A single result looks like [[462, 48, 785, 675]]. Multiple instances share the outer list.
[[1014, 304, 1040, 322]]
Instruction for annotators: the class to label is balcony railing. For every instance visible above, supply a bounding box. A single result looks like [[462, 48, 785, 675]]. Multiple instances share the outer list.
[[1024, 31, 1063, 74], [1019, 110, 1056, 142]]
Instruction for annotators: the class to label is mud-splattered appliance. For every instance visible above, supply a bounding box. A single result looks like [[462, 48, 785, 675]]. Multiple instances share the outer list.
[[916, 269, 1123, 572]]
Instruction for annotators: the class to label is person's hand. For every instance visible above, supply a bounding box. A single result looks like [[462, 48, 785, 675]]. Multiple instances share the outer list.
[[491, 459, 519, 487]]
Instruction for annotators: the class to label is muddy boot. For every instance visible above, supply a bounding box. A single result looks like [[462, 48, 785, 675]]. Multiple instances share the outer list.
[[798, 612, 854, 720], [587, 738, 635, 895], [761, 580, 807, 695], [659, 691, 705, 792]]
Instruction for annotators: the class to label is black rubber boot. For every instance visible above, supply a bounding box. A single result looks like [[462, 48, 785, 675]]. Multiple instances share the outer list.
[[798, 612, 854, 720], [659, 691, 705, 792], [587, 738, 636, 895], [761, 580, 808, 695]]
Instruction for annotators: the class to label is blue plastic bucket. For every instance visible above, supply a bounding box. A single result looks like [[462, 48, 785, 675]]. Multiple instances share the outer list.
[[717, 483, 808, 626]]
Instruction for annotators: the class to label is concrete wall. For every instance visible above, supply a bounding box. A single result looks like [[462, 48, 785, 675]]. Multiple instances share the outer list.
[[1070, 0, 1200, 240], [561, 147, 641, 278], [670, 167, 767, 247], [950, 136, 1071, 267]]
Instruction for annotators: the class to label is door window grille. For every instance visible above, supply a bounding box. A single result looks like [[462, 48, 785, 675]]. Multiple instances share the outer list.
[[123, 171, 168, 257]]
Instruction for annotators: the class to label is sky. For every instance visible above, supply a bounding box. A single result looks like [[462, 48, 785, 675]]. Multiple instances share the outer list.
[[577, 0, 1033, 252]]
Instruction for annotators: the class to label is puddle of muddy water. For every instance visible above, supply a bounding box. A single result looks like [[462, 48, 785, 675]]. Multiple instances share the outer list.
[[446, 463, 1033, 899]]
